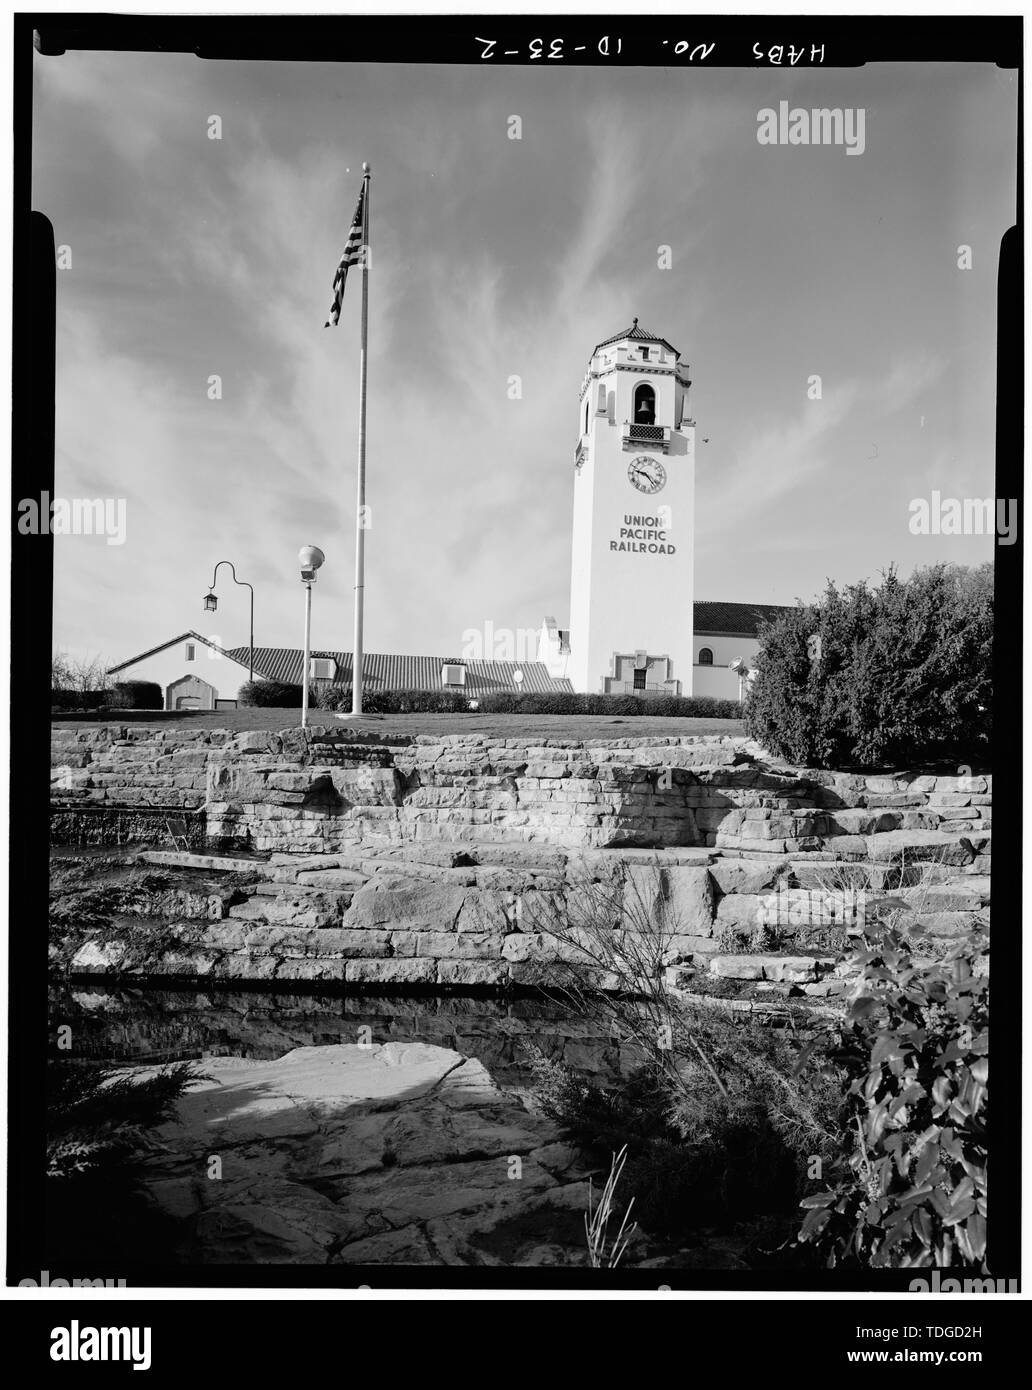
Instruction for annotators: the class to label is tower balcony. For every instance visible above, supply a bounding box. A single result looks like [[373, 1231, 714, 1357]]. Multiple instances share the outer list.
[[621, 422, 671, 453]]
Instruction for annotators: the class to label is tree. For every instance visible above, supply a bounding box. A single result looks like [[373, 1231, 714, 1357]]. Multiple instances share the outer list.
[[743, 564, 992, 768], [52, 649, 110, 698]]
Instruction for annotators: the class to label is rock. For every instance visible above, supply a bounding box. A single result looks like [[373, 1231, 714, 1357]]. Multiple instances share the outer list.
[[708, 954, 765, 981], [70, 940, 127, 972], [327, 766, 402, 807], [708, 953, 832, 983], [346, 958, 438, 985], [864, 831, 975, 866], [410, 930, 506, 960], [131, 1041, 598, 1266], [434, 1057, 503, 1108], [910, 911, 982, 939], [227, 893, 343, 928], [344, 882, 468, 932], [714, 895, 766, 929], [188, 1179, 354, 1263], [826, 808, 902, 836], [331, 1227, 436, 1265], [658, 865, 715, 934], [710, 858, 784, 896], [677, 933, 725, 959], [424, 1185, 595, 1266], [295, 869, 369, 889], [436, 960, 510, 986]]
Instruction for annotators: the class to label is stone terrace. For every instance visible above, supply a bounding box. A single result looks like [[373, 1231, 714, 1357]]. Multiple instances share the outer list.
[[51, 727, 991, 995]]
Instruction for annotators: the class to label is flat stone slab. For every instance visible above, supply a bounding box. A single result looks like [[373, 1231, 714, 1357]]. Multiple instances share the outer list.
[[138, 850, 273, 874], [135, 1042, 595, 1266], [708, 952, 837, 983]]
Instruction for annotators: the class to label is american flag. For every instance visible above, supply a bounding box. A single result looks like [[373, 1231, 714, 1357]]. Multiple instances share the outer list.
[[324, 187, 366, 327]]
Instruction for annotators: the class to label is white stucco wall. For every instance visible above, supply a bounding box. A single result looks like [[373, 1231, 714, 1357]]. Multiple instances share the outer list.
[[692, 634, 762, 702], [107, 636, 252, 709]]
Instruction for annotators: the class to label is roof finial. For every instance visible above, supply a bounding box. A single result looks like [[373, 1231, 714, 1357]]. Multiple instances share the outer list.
[[632, 317, 638, 327]]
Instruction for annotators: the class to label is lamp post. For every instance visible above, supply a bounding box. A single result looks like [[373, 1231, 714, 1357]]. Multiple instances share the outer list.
[[203, 561, 255, 683], [729, 657, 750, 705], [298, 546, 326, 729]]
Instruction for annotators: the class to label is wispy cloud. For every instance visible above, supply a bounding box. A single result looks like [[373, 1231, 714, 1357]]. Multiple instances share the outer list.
[[34, 53, 1014, 665]]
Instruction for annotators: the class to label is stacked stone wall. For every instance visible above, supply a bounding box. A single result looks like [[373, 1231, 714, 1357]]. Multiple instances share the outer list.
[[51, 726, 990, 994]]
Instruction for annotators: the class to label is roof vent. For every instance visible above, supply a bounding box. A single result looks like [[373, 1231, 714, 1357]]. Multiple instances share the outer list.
[[441, 663, 466, 686]]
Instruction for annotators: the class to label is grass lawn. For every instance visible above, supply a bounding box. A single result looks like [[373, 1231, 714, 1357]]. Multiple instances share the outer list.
[[53, 708, 746, 740]]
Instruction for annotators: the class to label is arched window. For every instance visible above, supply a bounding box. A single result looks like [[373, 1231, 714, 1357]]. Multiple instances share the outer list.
[[633, 383, 656, 425], [583, 396, 590, 435], [698, 647, 713, 666]]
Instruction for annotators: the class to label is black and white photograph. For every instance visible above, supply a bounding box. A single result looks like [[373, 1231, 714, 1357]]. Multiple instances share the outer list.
[[4, 4, 1025, 1346]]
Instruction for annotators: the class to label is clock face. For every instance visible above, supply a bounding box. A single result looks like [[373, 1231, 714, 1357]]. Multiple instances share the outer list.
[[628, 455, 666, 494]]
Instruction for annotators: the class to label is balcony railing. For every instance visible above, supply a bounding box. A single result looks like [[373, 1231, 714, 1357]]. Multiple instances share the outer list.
[[622, 422, 671, 452], [604, 680, 682, 698]]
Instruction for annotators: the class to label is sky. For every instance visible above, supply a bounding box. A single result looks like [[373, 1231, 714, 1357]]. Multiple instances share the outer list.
[[32, 52, 1016, 668]]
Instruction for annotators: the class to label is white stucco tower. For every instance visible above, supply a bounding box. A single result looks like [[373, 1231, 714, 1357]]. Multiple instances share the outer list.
[[565, 320, 696, 695]]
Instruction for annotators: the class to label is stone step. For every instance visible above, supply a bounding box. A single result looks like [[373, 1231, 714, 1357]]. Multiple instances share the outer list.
[[296, 868, 378, 889], [268, 852, 371, 882], [863, 830, 982, 866], [358, 860, 478, 885], [707, 952, 837, 983], [253, 880, 359, 899], [355, 844, 480, 869], [785, 859, 955, 890], [228, 893, 348, 927], [137, 850, 272, 874], [900, 882, 991, 910], [909, 911, 987, 939], [957, 874, 992, 898]]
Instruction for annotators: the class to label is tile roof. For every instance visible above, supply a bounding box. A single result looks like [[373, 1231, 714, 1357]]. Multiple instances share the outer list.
[[593, 318, 679, 356], [224, 646, 574, 695], [694, 601, 795, 636]]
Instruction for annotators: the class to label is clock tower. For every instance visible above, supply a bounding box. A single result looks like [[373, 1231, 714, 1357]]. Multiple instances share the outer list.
[[565, 320, 696, 695]]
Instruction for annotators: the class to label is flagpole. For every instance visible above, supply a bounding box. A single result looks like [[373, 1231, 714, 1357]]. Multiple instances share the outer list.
[[351, 161, 371, 717]]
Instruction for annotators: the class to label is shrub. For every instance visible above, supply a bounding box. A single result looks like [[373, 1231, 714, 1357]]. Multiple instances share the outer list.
[[315, 684, 349, 712], [796, 929, 988, 1269], [316, 685, 469, 713], [744, 564, 992, 768], [520, 862, 841, 1238], [51, 688, 109, 711], [305, 687, 743, 719], [470, 692, 742, 718], [45, 1057, 200, 1267], [647, 694, 742, 719], [527, 1025, 837, 1238], [601, 693, 642, 715], [475, 691, 519, 713], [239, 679, 304, 707], [379, 688, 469, 713], [47, 1057, 199, 1181], [105, 680, 162, 710]]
